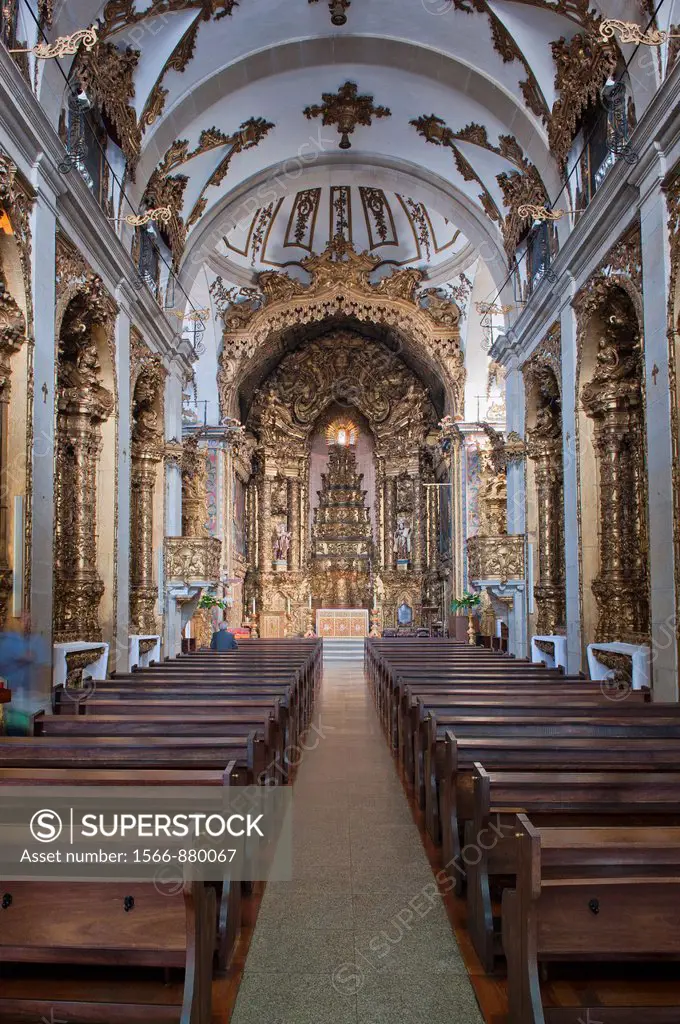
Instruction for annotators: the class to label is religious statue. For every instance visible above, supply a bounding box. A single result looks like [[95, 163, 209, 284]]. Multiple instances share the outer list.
[[393, 516, 412, 561], [273, 521, 292, 562], [479, 588, 496, 637]]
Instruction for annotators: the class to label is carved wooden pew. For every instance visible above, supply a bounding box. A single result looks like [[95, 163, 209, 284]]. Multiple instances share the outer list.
[[399, 680, 645, 764], [0, 734, 262, 781], [0, 764, 242, 971], [0, 872, 215, 1023], [502, 814, 680, 1024], [35, 709, 283, 784], [468, 767, 680, 972], [418, 701, 680, 835], [440, 733, 680, 889]]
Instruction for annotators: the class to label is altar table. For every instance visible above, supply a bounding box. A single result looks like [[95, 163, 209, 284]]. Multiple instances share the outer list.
[[316, 609, 369, 638]]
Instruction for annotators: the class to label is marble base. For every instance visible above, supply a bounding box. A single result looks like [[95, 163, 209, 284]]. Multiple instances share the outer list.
[[52, 641, 109, 688], [129, 634, 161, 671], [531, 634, 567, 672], [587, 641, 651, 691]]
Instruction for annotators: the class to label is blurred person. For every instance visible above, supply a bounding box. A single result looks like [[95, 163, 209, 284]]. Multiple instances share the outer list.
[[210, 620, 238, 652]]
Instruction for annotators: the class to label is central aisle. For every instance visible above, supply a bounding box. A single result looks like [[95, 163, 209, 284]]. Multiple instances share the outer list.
[[230, 660, 485, 1024]]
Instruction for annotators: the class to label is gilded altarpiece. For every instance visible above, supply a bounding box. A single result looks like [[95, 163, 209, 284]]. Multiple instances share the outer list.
[[665, 168, 680, 661], [575, 226, 649, 645], [215, 240, 465, 633], [53, 237, 118, 643]]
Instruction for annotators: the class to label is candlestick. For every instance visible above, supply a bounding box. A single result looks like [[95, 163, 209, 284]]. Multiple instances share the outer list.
[[252, 597, 256, 615], [308, 593, 312, 609], [286, 597, 291, 615]]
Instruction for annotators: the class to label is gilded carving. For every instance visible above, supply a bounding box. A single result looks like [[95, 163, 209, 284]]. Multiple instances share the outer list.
[[53, 238, 118, 642], [549, 30, 618, 167], [576, 251, 649, 643], [217, 237, 464, 421], [525, 356, 566, 635], [181, 434, 209, 538], [467, 534, 525, 583], [142, 118, 273, 266], [74, 41, 142, 175], [165, 536, 221, 584], [303, 81, 391, 150], [130, 337, 165, 633]]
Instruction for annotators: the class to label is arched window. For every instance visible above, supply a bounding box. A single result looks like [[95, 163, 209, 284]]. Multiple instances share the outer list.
[[325, 418, 358, 447]]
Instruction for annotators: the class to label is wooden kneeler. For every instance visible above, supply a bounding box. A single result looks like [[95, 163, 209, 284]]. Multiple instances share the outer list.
[[0, 874, 215, 1023]]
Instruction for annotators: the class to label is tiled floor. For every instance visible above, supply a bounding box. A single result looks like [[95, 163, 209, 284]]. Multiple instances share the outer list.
[[230, 659, 485, 1024]]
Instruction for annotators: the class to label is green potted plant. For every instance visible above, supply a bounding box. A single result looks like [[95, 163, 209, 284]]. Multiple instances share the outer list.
[[197, 593, 228, 614], [450, 592, 482, 645]]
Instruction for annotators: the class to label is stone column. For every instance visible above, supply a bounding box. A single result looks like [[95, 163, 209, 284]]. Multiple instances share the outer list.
[[287, 477, 301, 570], [640, 166, 678, 700], [383, 475, 396, 569], [559, 300, 583, 674], [0, 261, 25, 624], [30, 169, 57, 671]]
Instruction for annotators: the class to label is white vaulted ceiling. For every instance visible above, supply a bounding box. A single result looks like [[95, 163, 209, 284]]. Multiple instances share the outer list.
[[36, 0, 659, 297]]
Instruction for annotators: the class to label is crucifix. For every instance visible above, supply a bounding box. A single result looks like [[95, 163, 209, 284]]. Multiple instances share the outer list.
[[652, 363, 659, 385]]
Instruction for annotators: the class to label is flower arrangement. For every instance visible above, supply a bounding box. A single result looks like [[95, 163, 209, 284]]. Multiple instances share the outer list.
[[198, 593, 228, 612], [451, 591, 481, 646], [450, 592, 481, 614]]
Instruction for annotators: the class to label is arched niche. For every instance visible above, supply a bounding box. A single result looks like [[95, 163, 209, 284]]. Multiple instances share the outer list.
[[54, 242, 118, 644], [576, 278, 648, 646]]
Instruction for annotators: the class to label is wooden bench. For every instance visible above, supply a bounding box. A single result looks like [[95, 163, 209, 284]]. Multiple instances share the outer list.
[[35, 709, 283, 784], [420, 705, 680, 838], [440, 732, 680, 896], [0, 764, 242, 971], [0, 872, 214, 1023], [468, 767, 680, 971], [502, 814, 680, 1024]]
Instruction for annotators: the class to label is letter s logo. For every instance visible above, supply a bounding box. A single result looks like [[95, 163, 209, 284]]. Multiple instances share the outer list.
[[30, 809, 63, 843]]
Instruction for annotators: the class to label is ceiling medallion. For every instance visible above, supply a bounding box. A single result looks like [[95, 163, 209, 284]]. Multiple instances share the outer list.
[[517, 204, 565, 221], [599, 19, 678, 45], [303, 81, 391, 150], [309, 0, 350, 25], [111, 207, 173, 227], [10, 24, 97, 58]]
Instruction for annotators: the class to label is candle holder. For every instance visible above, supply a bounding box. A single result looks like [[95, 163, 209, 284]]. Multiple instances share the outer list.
[[250, 613, 260, 639], [369, 606, 381, 637]]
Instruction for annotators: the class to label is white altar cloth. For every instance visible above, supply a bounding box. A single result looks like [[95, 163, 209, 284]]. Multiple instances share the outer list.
[[531, 635, 567, 672], [587, 641, 651, 691], [129, 634, 161, 670], [52, 641, 109, 688]]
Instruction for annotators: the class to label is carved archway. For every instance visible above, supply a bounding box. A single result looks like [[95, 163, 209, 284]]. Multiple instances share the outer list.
[[54, 236, 118, 643], [216, 237, 464, 423], [240, 326, 448, 634]]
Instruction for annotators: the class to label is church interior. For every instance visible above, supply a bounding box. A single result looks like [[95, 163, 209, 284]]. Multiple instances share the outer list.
[[2, 0, 680, 1021]]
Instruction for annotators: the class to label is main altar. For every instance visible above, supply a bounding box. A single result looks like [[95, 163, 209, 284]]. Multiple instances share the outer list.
[[217, 239, 466, 637]]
